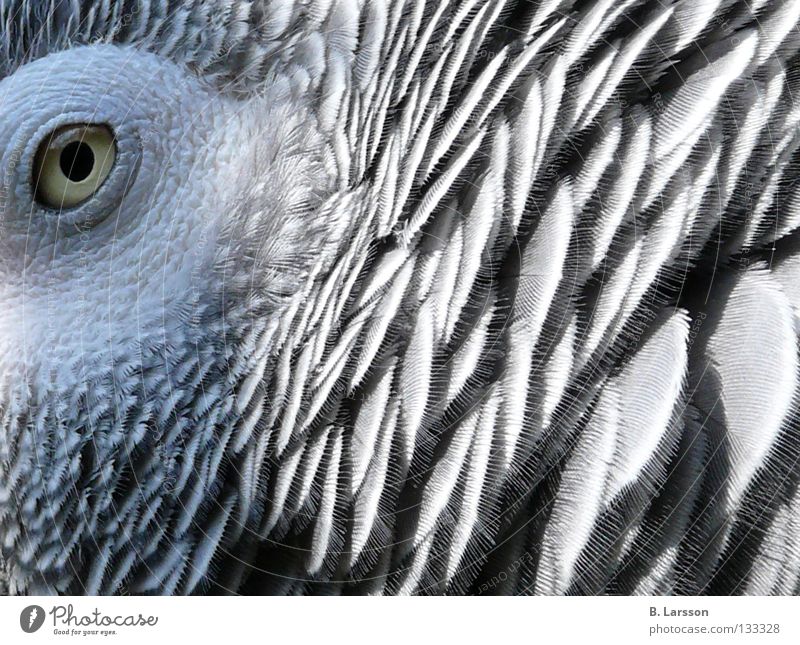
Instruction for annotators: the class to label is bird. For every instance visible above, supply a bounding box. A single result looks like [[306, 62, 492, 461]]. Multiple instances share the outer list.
[[0, 0, 799, 596]]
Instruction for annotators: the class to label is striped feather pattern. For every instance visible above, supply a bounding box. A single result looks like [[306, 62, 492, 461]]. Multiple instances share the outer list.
[[1, 0, 800, 596]]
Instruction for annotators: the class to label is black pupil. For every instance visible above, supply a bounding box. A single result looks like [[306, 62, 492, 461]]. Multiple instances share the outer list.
[[59, 141, 95, 182]]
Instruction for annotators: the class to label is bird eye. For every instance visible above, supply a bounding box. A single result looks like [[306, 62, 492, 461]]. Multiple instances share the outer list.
[[33, 124, 116, 209]]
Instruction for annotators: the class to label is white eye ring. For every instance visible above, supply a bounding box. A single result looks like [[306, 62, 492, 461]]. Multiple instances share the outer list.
[[33, 124, 116, 209]]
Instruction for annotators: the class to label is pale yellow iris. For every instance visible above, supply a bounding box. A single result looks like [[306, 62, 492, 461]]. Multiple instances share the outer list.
[[34, 124, 116, 208]]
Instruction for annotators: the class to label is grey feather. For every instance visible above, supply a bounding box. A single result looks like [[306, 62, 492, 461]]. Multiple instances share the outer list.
[[0, 0, 799, 597]]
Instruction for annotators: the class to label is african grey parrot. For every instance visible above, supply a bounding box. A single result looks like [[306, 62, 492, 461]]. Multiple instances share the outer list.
[[0, 0, 799, 596]]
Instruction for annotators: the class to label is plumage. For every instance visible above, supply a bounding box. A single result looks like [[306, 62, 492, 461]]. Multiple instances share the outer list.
[[0, 0, 799, 597]]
